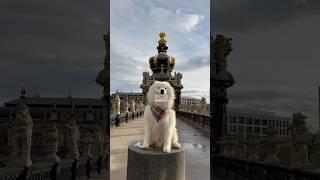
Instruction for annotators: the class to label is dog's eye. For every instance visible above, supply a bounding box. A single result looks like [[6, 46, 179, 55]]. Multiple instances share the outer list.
[[165, 88, 166, 89], [158, 87, 160, 89]]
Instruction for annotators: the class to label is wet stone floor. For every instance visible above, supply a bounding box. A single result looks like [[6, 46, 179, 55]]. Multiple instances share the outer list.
[[110, 116, 210, 180]]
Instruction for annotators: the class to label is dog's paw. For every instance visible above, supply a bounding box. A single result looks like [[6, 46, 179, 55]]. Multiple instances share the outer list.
[[141, 143, 149, 149], [163, 146, 171, 153], [172, 142, 181, 149]]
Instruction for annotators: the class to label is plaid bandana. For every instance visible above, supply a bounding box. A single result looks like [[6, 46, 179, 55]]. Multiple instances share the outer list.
[[151, 106, 167, 122]]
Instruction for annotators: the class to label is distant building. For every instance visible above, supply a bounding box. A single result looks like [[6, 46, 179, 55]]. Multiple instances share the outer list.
[[226, 107, 291, 141], [110, 91, 143, 113], [180, 96, 201, 106]]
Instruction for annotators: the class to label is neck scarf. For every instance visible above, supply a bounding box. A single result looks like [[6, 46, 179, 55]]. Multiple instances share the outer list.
[[151, 106, 167, 122]]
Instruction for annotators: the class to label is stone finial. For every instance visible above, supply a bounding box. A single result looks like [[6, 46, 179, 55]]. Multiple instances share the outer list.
[[44, 123, 60, 162]]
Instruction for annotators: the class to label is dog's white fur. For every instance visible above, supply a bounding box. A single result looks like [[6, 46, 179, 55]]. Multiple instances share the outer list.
[[142, 81, 180, 153]]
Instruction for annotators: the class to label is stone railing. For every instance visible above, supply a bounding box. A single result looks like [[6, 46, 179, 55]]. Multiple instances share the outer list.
[[212, 154, 320, 180], [110, 111, 144, 127], [176, 111, 210, 130], [0, 157, 107, 180]]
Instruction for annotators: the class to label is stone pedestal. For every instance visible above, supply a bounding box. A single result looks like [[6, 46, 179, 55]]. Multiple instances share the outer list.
[[127, 141, 185, 180]]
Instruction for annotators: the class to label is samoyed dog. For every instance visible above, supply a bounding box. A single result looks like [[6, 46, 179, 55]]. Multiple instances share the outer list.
[[141, 81, 180, 153]]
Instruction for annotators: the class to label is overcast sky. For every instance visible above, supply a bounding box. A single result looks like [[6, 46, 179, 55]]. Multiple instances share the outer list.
[[110, 0, 210, 101], [1, 0, 320, 132], [213, 0, 320, 132]]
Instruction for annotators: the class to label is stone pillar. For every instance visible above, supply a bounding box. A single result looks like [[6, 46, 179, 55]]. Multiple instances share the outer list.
[[9, 103, 33, 167], [127, 141, 185, 180], [44, 123, 60, 162]]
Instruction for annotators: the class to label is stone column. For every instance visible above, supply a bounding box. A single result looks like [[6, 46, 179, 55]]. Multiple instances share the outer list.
[[127, 141, 185, 180]]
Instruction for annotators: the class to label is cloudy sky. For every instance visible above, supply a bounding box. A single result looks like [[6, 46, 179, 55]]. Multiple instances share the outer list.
[[0, 0, 107, 104], [110, 0, 210, 101], [213, 0, 320, 132]]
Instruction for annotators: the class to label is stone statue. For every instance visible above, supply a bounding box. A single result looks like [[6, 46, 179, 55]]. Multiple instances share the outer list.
[[64, 112, 80, 160], [115, 93, 121, 115], [130, 99, 135, 112], [79, 129, 93, 158], [289, 112, 311, 166], [245, 133, 260, 160], [44, 123, 60, 162], [9, 103, 33, 167], [124, 96, 129, 113], [92, 126, 103, 156]]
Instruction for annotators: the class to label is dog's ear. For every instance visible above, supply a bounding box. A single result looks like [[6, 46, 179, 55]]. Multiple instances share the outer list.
[[146, 82, 156, 104]]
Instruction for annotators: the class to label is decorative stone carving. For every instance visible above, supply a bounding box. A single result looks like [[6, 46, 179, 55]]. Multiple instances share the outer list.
[[9, 103, 33, 167], [130, 99, 135, 112], [289, 112, 311, 167], [124, 96, 129, 113], [63, 112, 80, 160], [79, 129, 93, 158], [92, 126, 103, 156], [44, 123, 60, 162], [115, 92, 121, 115]]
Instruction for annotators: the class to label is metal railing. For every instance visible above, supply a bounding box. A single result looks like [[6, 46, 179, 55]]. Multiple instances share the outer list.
[[176, 111, 210, 130], [212, 155, 320, 180], [0, 157, 107, 180], [110, 111, 144, 127]]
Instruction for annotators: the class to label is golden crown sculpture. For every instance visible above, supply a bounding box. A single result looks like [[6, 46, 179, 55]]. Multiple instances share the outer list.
[[158, 32, 167, 45]]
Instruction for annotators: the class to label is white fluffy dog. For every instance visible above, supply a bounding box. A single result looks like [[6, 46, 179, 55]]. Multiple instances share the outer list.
[[142, 81, 180, 153]]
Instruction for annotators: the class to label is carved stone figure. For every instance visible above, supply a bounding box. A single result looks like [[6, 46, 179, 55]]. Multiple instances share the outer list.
[[130, 99, 135, 112], [44, 123, 60, 162], [63, 112, 80, 160], [79, 129, 93, 158], [289, 112, 311, 167], [9, 103, 33, 167], [115, 93, 121, 115], [124, 96, 129, 113]]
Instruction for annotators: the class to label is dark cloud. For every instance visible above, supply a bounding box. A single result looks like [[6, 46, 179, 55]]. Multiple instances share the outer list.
[[0, 0, 107, 105], [213, 0, 320, 33], [214, 0, 320, 131]]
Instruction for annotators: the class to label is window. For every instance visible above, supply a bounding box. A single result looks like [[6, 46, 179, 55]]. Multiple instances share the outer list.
[[254, 119, 260, 125], [246, 118, 253, 124], [238, 117, 244, 124], [254, 127, 260, 133], [246, 127, 252, 132], [262, 119, 268, 126]]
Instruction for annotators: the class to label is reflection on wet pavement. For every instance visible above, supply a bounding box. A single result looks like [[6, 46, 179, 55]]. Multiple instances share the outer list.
[[176, 119, 210, 180], [110, 117, 210, 180]]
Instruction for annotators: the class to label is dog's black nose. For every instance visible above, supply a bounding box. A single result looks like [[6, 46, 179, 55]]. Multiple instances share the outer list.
[[160, 89, 164, 94]]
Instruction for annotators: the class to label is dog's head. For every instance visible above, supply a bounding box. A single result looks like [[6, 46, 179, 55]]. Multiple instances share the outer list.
[[147, 81, 175, 108]]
